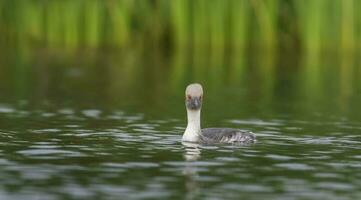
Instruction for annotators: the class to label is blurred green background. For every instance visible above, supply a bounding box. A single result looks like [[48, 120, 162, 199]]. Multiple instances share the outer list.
[[0, 0, 360, 115], [1, 0, 361, 55]]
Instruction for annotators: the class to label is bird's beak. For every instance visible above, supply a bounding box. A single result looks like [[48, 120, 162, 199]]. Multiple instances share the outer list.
[[187, 97, 202, 110]]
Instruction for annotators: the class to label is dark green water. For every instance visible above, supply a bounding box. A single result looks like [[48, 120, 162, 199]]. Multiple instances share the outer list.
[[0, 52, 361, 200]]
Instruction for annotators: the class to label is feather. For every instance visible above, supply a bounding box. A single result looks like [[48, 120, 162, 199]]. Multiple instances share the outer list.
[[200, 128, 256, 143]]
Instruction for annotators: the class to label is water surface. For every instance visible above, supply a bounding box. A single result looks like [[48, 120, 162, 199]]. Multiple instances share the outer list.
[[0, 53, 361, 200]]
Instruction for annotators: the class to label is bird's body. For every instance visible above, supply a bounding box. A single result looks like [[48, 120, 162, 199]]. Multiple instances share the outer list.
[[200, 128, 255, 143], [182, 83, 256, 144]]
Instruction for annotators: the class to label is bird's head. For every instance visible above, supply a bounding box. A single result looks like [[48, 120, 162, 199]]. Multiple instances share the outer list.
[[185, 83, 203, 111]]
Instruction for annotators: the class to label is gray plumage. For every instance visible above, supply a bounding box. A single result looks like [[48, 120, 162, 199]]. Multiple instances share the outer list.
[[200, 128, 256, 143]]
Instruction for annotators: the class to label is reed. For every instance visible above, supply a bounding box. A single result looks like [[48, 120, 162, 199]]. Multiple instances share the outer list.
[[0, 0, 360, 58]]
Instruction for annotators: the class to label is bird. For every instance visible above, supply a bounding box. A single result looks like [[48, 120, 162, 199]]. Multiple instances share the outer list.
[[182, 83, 256, 143]]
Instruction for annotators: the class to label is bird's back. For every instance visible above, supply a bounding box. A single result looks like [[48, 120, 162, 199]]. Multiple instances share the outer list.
[[200, 128, 256, 143]]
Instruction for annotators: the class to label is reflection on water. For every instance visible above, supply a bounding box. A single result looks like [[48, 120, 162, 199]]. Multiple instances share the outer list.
[[182, 142, 201, 200], [0, 51, 361, 199], [183, 142, 201, 161], [0, 104, 361, 199]]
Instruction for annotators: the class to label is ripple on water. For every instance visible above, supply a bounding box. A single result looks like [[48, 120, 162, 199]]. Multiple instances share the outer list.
[[316, 182, 355, 191], [281, 177, 312, 193], [82, 109, 102, 118], [313, 172, 343, 179], [41, 112, 56, 117], [352, 155, 361, 160], [30, 129, 62, 134], [229, 119, 284, 127], [123, 115, 144, 123], [0, 105, 15, 113], [215, 157, 241, 162], [163, 161, 223, 167], [221, 183, 274, 193], [0, 158, 13, 165], [63, 124, 81, 128], [124, 162, 160, 168], [265, 154, 293, 161], [1, 104, 361, 200], [128, 123, 158, 129], [275, 163, 315, 171], [134, 128, 160, 133], [17, 149, 84, 158], [138, 135, 161, 141], [59, 183, 97, 199], [214, 167, 246, 175], [112, 132, 139, 143], [57, 108, 75, 115], [0, 191, 56, 200]]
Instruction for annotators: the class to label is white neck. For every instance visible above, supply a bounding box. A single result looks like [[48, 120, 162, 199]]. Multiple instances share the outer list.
[[182, 109, 201, 142]]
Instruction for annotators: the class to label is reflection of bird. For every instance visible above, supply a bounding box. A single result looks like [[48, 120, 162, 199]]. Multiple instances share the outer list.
[[182, 142, 201, 161], [182, 83, 256, 143], [182, 142, 201, 200]]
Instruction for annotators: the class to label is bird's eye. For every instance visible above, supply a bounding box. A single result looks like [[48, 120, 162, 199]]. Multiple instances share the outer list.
[[199, 96, 202, 100], [187, 95, 192, 100]]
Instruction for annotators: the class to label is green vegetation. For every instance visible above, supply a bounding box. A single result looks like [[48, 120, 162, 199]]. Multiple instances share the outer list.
[[1, 0, 361, 57]]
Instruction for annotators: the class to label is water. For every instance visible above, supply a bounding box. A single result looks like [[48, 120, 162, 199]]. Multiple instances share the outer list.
[[0, 53, 361, 199]]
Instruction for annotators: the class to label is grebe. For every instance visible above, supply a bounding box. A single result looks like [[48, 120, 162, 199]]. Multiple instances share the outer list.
[[182, 83, 256, 143]]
